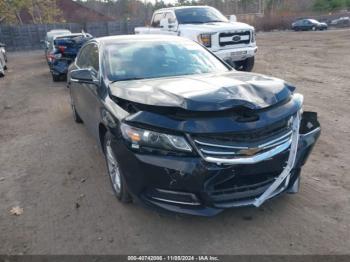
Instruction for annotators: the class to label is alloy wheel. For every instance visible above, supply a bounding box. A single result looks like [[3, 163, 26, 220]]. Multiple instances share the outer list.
[[105, 139, 121, 195]]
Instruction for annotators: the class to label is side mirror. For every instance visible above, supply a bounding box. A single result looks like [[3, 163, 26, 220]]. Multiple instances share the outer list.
[[229, 15, 237, 23], [160, 18, 169, 30], [71, 69, 94, 83], [160, 18, 177, 31]]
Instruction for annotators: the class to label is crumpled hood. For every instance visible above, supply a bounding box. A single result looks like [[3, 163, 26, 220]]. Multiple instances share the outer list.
[[178, 22, 254, 33], [109, 72, 295, 111]]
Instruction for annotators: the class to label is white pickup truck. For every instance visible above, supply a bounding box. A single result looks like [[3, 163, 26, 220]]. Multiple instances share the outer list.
[[135, 6, 257, 71]]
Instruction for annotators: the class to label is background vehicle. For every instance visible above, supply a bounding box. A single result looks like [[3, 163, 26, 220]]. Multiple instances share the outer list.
[[330, 16, 350, 27], [42, 29, 71, 63], [0, 42, 7, 77], [48, 33, 93, 81], [135, 6, 257, 71], [292, 19, 328, 31], [0, 42, 7, 63], [67, 35, 320, 216]]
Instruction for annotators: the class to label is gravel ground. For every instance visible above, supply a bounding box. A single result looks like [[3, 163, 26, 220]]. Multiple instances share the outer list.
[[0, 29, 349, 255]]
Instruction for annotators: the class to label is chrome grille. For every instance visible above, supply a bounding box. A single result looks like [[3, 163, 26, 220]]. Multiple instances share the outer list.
[[191, 117, 296, 165], [219, 30, 251, 46]]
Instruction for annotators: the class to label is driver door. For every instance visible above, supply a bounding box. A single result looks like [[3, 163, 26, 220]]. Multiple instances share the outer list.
[[71, 43, 101, 137]]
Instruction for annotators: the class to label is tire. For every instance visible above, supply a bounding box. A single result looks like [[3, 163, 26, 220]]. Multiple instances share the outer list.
[[238, 57, 255, 72], [71, 102, 83, 123], [312, 26, 316, 31], [103, 131, 132, 203], [52, 74, 61, 82], [0, 66, 5, 77]]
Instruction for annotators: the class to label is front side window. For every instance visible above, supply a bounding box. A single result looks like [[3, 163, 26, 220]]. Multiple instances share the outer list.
[[175, 7, 228, 24], [104, 40, 230, 82], [77, 44, 99, 72], [151, 13, 164, 27], [76, 45, 91, 68], [165, 12, 176, 23], [90, 45, 99, 72]]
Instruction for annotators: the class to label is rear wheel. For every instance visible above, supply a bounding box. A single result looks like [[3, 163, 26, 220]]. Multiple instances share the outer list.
[[52, 74, 61, 82], [312, 26, 316, 31], [104, 131, 132, 203]]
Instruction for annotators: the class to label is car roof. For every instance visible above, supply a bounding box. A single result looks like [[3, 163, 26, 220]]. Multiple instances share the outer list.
[[46, 30, 71, 36], [156, 5, 212, 12], [54, 33, 92, 39], [92, 34, 193, 45]]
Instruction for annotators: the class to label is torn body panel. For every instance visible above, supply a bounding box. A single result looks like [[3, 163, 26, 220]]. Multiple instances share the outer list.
[[111, 110, 320, 215], [109, 71, 295, 111], [108, 93, 320, 215]]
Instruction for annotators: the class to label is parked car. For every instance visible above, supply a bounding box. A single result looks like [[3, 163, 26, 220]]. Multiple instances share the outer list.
[[292, 19, 328, 31], [42, 29, 71, 64], [330, 16, 350, 27], [48, 33, 93, 81], [67, 35, 320, 216], [135, 6, 257, 71], [0, 42, 7, 77]]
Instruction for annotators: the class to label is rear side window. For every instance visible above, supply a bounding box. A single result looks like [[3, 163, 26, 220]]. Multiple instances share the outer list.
[[152, 13, 164, 27]]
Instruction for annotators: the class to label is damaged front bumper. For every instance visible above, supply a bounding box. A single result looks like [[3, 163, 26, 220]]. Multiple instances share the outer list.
[[111, 108, 320, 216], [51, 58, 73, 76]]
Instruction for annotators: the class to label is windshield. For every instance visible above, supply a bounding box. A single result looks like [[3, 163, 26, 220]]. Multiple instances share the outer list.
[[175, 7, 228, 24], [309, 19, 320, 24], [104, 40, 230, 82]]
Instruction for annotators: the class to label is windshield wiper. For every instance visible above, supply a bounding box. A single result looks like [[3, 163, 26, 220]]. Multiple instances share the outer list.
[[110, 77, 145, 83]]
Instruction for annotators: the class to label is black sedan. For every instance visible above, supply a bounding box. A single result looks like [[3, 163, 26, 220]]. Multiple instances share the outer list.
[[292, 19, 328, 31], [67, 35, 320, 216]]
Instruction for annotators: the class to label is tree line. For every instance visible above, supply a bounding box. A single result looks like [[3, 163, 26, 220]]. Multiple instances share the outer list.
[[0, 0, 63, 24], [0, 0, 349, 25]]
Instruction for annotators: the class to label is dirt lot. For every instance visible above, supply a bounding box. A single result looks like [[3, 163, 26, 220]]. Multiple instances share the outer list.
[[0, 29, 350, 255]]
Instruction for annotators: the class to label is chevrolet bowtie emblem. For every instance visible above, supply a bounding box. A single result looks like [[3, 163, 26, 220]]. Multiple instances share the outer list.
[[239, 147, 262, 156]]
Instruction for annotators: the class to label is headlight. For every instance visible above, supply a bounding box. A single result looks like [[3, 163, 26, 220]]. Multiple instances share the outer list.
[[120, 123, 192, 153], [251, 30, 256, 43], [198, 33, 212, 47]]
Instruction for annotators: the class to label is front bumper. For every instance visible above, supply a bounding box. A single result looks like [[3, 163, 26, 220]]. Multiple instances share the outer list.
[[111, 112, 320, 216], [213, 45, 257, 62]]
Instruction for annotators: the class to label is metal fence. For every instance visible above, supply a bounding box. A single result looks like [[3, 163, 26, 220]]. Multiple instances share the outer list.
[[0, 20, 145, 51]]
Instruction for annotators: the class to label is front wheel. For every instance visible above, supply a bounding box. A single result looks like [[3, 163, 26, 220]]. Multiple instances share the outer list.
[[70, 94, 83, 123], [235, 57, 255, 72], [104, 132, 132, 203]]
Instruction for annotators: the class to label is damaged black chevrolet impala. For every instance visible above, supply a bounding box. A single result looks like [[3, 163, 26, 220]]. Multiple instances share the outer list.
[[67, 35, 320, 216]]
